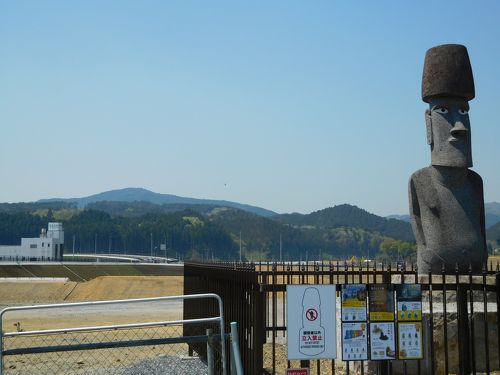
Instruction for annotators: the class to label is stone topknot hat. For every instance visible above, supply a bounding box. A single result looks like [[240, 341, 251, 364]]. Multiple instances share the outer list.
[[422, 44, 475, 103]]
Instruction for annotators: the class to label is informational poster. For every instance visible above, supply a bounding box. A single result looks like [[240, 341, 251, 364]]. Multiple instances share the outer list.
[[396, 284, 422, 321], [341, 322, 368, 361], [287, 285, 337, 360], [369, 322, 396, 360], [368, 284, 395, 321], [398, 322, 423, 359], [341, 284, 367, 322]]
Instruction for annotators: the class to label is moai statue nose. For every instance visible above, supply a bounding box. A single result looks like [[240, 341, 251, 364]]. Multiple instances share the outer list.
[[450, 121, 468, 138]]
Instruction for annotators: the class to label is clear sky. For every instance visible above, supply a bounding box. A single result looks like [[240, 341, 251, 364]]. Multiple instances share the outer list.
[[1, 1, 499, 216]]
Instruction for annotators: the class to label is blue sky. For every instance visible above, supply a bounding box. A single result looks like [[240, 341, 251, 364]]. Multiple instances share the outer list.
[[1, 1, 499, 216]]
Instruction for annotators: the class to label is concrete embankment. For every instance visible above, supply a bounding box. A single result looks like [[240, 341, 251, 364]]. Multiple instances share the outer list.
[[0, 262, 183, 281]]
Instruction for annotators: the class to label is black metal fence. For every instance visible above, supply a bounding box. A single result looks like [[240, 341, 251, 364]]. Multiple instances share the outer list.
[[184, 261, 500, 375], [184, 262, 265, 375]]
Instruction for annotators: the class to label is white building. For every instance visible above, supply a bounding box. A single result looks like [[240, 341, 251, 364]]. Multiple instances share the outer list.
[[0, 222, 64, 261]]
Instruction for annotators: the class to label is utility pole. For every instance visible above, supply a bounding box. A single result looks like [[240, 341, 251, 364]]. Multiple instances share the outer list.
[[72, 235, 75, 255], [239, 231, 242, 262], [108, 235, 112, 254], [94, 234, 97, 255], [279, 233, 282, 262], [150, 232, 153, 258]]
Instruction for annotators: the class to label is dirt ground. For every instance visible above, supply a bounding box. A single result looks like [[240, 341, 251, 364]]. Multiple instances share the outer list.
[[0, 276, 184, 331], [0, 276, 192, 374]]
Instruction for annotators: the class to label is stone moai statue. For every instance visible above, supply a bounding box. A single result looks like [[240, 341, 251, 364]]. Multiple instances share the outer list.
[[409, 44, 488, 274]]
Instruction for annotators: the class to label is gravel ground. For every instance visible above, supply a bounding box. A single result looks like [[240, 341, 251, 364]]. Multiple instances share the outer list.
[[123, 355, 208, 375]]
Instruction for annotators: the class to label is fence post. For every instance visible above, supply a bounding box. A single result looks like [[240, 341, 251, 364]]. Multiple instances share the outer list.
[[230, 322, 244, 375], [0, 310, 3, 375], [457, 284, 471, 375], [207, 328, 214, 375], [255, 286, 266, 375]]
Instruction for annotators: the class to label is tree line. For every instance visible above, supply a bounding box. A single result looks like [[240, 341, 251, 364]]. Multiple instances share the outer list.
[[0, 206, 416, 262]]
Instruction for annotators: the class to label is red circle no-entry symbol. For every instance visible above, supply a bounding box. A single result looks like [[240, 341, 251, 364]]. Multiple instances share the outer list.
[[305, 308, 318, 321]]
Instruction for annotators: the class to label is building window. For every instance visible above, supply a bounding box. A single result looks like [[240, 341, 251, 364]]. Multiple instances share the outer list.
[[42, 243, 44, 247], [30, 244, 37, 249]]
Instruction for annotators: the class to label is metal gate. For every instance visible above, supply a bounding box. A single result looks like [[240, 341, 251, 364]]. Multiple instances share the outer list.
[[0, 294, 229, 375]]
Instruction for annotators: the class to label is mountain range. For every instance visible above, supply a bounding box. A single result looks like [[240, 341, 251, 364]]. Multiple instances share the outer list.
[[0, 187, 497, 259], [38, 187, 276, 217], [37, 187, 500, 229]]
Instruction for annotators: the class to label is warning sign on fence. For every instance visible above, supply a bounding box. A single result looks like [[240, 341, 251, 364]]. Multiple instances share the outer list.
[[286, 284, 337, 360], [285, 369, 309, 375]]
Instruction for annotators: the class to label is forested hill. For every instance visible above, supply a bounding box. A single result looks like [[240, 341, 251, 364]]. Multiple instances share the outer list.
[[487, 221, 500, 242], [209, 208, 413, 261], [273, 204, 414, 242], [38, 187, 276, 217]]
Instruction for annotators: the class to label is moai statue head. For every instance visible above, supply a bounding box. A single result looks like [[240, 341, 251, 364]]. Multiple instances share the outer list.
[[422, 44, 475, 167]]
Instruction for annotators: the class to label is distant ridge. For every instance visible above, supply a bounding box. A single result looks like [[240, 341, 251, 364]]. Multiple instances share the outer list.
[[274, 204, 415, 242], [38, 187, 277, 217]]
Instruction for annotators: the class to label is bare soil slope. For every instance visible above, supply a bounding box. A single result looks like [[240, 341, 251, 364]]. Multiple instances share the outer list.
[[0, 276, 183, 305], [0, 281, 77, 304], [66, 276, 184, 301]]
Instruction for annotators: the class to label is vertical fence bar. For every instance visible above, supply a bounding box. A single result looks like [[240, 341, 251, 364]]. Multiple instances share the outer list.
[[496, 272, 500, 375], [482, 264, 490, 374], [457, 264, 471, 375], [414, 263, 421, 375], [441, 263, 449, 375], [207, 328, 215, 375], [378, 263, 389, 375], [272, 263, 277, 375], [360, 261, 365, 375], [0, 307, 3, 375], [401, 263, 407, 375], [428, 270, 435, 375], [332, 262, 336, 375], [230, 322, 244, 375], [469, 265, 476, 375]]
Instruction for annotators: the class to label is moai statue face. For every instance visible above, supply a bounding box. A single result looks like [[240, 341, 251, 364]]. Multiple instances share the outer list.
[[425, 96, 472, 167], [421, 44, 475, 168]]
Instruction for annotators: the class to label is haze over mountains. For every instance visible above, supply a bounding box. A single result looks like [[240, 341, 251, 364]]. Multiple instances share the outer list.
[[37, 187, 500, 229], [39, 187, 276, 217]]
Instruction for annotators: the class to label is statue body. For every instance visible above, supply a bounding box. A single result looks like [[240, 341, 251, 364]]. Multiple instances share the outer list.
[[409, 44, 487, 274], [409, 166, 486, 273]]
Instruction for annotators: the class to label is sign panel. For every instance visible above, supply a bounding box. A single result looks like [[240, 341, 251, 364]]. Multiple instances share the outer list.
[[368, 284, 395, 321], [370, 322, 396, 360], [341, 322, 368, 361], [285, 369, 309, 375], [287, 285, 337, 360], [341, 284, 367, 322], [398, 322, 423, 359], [396, 284, 422, 321]]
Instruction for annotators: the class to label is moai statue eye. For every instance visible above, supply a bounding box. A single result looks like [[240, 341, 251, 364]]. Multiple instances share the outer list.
[[458, 108, 469, 115], [436, 107, 448, 114]]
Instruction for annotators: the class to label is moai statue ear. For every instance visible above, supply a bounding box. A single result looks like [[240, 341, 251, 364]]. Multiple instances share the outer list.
[[425, 109, 433, 145]]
